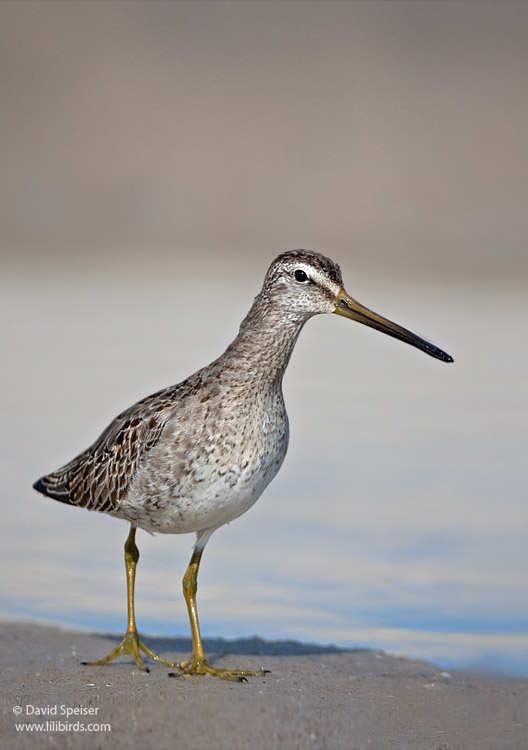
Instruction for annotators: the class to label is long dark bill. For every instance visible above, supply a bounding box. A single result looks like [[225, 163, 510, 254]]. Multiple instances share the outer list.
[[334, 289, 453, 363]]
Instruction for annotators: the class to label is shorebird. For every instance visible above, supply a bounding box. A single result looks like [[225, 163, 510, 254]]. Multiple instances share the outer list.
[[33, 250, 453, 681]]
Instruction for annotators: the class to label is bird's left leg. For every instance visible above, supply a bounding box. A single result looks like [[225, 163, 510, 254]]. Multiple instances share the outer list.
[[83, 524, 178, 671], [169, 530, 269, 682]]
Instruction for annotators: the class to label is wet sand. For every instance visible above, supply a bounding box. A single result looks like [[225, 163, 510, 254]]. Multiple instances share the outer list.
[[1, 622, 526, 749]]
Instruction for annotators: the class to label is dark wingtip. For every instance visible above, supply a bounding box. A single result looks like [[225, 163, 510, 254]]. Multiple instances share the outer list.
[[32, 475, 71, 504], [32, 476, 47, 494]]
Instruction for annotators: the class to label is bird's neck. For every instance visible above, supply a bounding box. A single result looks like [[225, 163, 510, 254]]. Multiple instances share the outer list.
[[219, 295, 310, 389]]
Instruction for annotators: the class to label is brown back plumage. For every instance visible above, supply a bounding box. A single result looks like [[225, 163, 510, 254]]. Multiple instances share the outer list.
[[33, 387, 175, 512]]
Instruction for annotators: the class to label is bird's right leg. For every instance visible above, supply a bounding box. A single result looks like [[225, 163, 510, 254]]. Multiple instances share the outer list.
[[82, 524, 177, 671], [169, 530, 269, 681]]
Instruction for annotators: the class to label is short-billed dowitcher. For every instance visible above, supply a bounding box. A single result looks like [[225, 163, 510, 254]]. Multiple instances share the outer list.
[[34, 250, 453, 681]]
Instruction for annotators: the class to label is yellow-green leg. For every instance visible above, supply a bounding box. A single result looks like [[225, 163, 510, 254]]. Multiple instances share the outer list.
[[169, 540, 269, 682], [83, 525, 177, 672]]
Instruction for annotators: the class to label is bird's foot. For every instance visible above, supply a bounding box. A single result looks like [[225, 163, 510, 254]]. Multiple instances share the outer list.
[[168, 656, 270, 682], [82, 631, 178, 672]]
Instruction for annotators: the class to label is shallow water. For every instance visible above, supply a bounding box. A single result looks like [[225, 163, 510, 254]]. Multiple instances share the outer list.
[[2, 263, 527, 676]]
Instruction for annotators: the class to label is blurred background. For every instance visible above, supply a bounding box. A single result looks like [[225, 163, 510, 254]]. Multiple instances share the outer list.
[[2, 1, 527, 675]]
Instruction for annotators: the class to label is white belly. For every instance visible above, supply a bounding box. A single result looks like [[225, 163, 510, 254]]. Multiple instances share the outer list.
[[116, 403, 289, 534]]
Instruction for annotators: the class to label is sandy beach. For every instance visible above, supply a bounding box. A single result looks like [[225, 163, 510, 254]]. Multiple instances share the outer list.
[[1, 622, 526, 749]]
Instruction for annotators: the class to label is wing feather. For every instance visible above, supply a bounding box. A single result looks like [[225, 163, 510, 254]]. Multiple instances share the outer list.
[[33, 387, 176, 512]]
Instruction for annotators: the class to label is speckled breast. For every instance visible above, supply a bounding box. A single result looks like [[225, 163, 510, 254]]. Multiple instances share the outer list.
[[116, 387, 289, 535]]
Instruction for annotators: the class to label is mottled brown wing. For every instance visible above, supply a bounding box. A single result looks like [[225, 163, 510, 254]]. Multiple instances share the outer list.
[[33, 387, 176, 513]]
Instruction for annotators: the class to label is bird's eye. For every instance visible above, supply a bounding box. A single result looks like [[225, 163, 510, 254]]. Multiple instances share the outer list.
[[294, 269, 308, 283]]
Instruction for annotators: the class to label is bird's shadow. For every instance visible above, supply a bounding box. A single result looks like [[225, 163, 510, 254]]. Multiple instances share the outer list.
[[97, 633, 358, 658]]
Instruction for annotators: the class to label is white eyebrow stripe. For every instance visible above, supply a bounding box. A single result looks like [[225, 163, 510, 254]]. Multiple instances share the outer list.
[[291, 263, 341, 295]]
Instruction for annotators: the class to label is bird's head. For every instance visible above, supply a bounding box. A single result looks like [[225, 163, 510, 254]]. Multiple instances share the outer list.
[[263, 249, 453, 363]]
